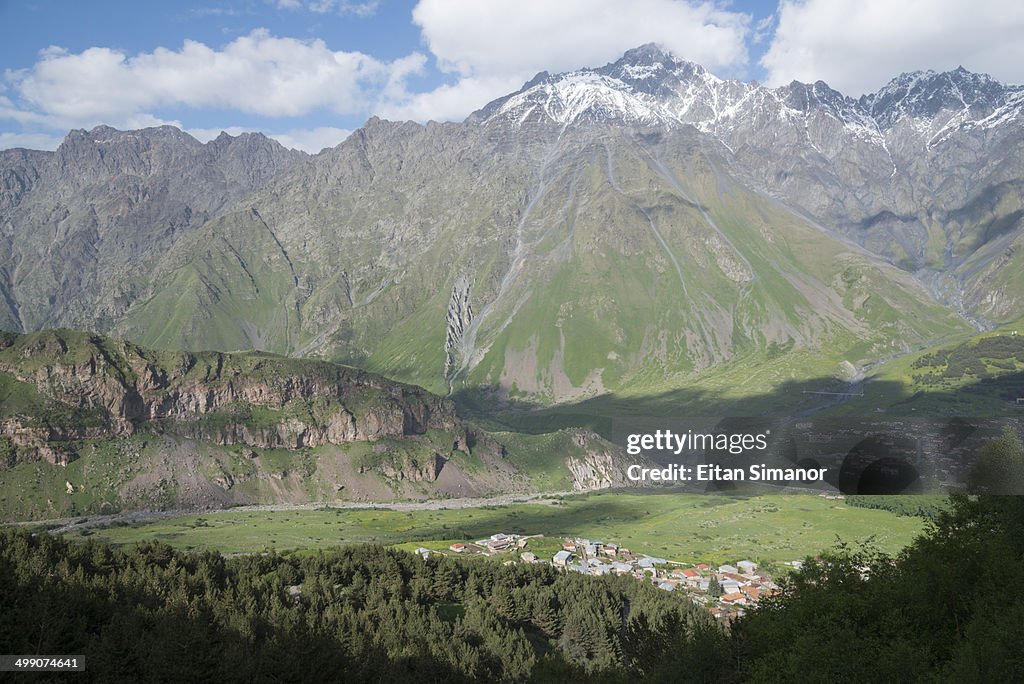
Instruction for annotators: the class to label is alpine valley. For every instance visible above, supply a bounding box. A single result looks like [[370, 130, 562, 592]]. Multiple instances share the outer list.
[[2, 45, 1024, 517]]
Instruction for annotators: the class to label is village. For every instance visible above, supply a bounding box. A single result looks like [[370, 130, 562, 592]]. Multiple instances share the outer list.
[[430, 532, 789, 622]]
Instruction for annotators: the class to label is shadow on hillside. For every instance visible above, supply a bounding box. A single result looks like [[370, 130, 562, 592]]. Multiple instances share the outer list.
[[345, 495, 681, 543], [455, 371, 1024, 435], [455, 370, 1024, 495]]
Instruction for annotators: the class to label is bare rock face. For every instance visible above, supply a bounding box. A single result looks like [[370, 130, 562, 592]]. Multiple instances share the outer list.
[[0, 417, 103, 465], [566, 450, 618, 491], [0, 127, 305, 333], [0, 330, 461, 465], [564, 430, 643, 491], [444, 274, 473, 377], [380, 452, 445, 482]]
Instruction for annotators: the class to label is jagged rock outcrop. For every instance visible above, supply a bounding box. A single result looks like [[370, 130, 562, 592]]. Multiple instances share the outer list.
[[0, 418, 107, 466], [0, 329, 460, 465], [379, 452, 445, 482], [564, 430, 647, 491], [444, 275, 473, 377]]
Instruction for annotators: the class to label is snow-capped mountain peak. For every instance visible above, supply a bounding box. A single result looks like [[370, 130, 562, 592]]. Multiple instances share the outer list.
[[467, 45, 1024, 150], [863, 67, 1020, 128]]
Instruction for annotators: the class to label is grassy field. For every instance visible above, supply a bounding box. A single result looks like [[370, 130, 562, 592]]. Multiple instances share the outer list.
[[77, 490, 928, 568]]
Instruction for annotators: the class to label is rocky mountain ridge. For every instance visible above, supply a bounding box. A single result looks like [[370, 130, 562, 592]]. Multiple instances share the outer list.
[[470, 46, 1024, 310], [0, 47, 1021, 407], [471, 44, 1023, 142], [0, 328, 461, 466], [0, 329, 639, 520], [0, 126, 305, 333]]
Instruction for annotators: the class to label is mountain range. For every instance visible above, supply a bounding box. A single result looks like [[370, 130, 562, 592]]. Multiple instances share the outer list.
[[2, 44, 1022, 410]]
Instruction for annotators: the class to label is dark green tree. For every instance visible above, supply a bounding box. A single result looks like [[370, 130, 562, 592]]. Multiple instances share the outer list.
[[967, 426, 1024, 494]]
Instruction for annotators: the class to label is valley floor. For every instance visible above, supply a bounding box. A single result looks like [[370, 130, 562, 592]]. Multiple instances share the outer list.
[[61, 490, 926, 564]]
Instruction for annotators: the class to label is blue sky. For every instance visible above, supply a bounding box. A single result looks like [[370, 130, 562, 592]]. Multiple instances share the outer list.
[[2, 0, 1023, 152]]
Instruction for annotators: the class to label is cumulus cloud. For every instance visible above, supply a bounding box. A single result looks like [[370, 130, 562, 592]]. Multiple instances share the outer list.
[[266, 126, 352, 152], [762, 0, 1024, 96], [378, 74, 524, 122], [0, 131, 64, 151], [2, 29, 421, 131], [386, 0, 751, 122], [0, 93, 52, 126], [413, 0, 751, 81]]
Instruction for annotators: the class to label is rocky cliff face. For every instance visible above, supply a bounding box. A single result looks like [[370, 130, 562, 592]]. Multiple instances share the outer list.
[[444, 274, 473, 379], [377, 452, 444, 482], [0, 329, 462, 465], [564, 430, 639, 491], [0, 330, 647, 520], [0, 126, 305, 333]]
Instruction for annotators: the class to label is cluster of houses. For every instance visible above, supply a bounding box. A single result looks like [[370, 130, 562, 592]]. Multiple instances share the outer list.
[[548, 537, 781, 620], [436, 532, 784, 622]]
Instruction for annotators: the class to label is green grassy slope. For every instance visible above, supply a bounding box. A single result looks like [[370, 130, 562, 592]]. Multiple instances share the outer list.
[[830, 326, 1024, 417], [120, 210, 303, 354]]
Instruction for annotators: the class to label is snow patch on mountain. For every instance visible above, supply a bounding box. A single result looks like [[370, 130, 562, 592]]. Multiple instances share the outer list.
[[469, 44, 1024, 153]]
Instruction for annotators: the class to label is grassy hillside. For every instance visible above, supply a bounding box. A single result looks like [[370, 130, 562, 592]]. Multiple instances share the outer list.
[[830, 326, 1024, 417]]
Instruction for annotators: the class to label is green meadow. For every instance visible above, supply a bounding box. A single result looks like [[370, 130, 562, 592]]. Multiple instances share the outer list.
[[78, 490, 927, 567]]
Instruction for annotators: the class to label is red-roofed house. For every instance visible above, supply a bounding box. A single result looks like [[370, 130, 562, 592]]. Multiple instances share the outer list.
[[721, 592, 747, 605]]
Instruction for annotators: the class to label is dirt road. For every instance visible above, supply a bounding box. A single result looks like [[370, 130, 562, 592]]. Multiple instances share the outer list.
[[19, 490, 582, 535]]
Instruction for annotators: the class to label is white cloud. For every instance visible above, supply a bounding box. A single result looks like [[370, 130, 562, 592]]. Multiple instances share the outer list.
[[395, 0, 751, 122], [379, 74, 524, 122], [0, 131, 64, 151], [268, 126, 352, 152], [0, 94, 52, 126], [413, 0, 750, 78], [3, 29, 421, 131], [762, 0, 1024, 96]]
